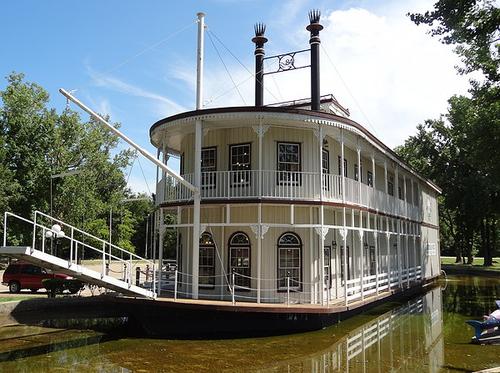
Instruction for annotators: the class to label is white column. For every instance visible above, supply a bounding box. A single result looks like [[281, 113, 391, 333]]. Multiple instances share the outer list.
[[384, 161, 388, 214], [371, 155, 376, 190], [397, 218, 402, 288], [403, 174, 407, 218], [395, 166, 399, 215], [341, 130, 345, 203], [357, 147, 362, 205], [158, 208, 164, 295], [406, 221, 410, 287], [310, 206, 315, 304], [318, 126, 325, 305], [191, 12, 205, 300], [359, 211, 364, 301], [257, 203, 262, 303], [374, 218, 379, 295], [192, 120, 202, 300], [319, 206, 325, 305], [386, 217, 391, 288], [341, 224, 348, 307], [340, 130, 348, 306], [220, 206, 225, 300]]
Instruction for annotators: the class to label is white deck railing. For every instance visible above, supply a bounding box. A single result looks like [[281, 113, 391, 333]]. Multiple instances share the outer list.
[[157, 170, 420, 218], [3, 211, 156, 296]]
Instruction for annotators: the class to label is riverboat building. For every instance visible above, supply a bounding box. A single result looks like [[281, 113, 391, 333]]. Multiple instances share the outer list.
[[150, 11, 441, 306]]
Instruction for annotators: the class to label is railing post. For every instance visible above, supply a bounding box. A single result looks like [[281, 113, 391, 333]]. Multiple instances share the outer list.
[[3, 212, 7, 247], [129, 254, 132, 285], [136, 266, 141, 286], [69, 227, 74, 265], [286, 275, 290, 306], [101, 242, 106, 277], [153, 262, 157, 297], [174, 269, 178, 301], [32, 213, 36, 250], [41, 228, 46, 253], [231, 271, 236, 305]]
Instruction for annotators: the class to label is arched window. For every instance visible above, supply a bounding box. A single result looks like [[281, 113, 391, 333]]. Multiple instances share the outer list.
[[228, 232, 251, 290], [199, 232, 215, 287], [277, 232, 302, 290]]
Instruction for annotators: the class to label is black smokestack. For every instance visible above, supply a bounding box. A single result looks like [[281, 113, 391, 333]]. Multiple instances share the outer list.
[[307, 10, 323, 111], [252, 23, 267, 106]]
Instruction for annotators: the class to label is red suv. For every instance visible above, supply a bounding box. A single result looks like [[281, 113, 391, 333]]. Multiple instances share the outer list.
[[2, 262, 70, 293]]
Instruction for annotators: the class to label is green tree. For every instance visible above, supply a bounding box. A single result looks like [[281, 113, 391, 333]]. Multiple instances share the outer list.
[[0, 72, 143, 256], [408, 0, 499, 84]]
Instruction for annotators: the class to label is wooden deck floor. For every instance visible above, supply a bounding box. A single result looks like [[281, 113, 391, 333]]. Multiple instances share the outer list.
[[130, 281, 428, 314]]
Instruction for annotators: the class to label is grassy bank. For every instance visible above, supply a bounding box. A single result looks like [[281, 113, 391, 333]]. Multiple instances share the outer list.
[[441, 256, 500, 272], [0, 296, 34, 303]]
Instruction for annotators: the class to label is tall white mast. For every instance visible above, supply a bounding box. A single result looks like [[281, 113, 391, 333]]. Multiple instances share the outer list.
[[191, 12, 205, 299]]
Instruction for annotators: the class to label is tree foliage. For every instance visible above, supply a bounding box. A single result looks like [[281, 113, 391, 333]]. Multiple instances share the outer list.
[[409, 0, 499, 84], [0, 73, 154, 256], [400, 1, 500, 265]]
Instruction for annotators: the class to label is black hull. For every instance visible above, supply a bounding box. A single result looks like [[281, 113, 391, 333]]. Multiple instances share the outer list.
[[8, 279, 438, 338]]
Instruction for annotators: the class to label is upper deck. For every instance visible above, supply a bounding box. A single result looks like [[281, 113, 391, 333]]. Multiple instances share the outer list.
[[151, 106, 439, 223]]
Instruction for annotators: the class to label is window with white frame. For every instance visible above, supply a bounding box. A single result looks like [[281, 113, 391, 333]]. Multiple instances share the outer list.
[[322, 148, 330, 190], [367, 170, 373, 187], [230, 143, 251, 185], [277, 232, 302, 290], [388, 175, 394, 196], [277, 142, 301, 184], [199, 232, 215, 287], [338, 156, 347, 177], [201, 147, 217, 188]]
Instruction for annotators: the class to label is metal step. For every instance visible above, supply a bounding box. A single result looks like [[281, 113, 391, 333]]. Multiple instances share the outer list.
[[0, 246, 155, 298]]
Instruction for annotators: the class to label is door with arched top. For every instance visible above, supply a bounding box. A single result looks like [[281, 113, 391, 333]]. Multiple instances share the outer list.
[[228, 232, 251, 290]]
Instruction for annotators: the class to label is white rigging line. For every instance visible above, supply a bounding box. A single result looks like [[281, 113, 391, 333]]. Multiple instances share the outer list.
[[205, 28, 280, 104], [207, 30, 246, 105], [321, 44, 379, 137], [136, 156, 153, 196], [126, 152, 138, 185], [101, 20, 197, 76]]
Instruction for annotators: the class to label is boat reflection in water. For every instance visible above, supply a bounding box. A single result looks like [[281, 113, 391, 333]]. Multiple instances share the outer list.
[[272, 286, 443, 373], [0, 286, 444, 372]]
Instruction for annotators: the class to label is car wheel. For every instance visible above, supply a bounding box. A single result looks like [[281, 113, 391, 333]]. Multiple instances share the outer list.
[[9, 281, 21, 294], [30, 289, 38, 293]]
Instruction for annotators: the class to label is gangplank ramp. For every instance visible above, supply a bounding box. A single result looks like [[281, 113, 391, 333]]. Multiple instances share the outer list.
[[1, 211, 157, 299], [0, 246, 154, 298]]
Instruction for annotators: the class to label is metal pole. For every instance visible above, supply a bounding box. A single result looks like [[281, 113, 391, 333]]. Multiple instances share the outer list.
[[191, 12, 205, 301], [287, 275, 290, 306], [232, 271, 235, 305], [158, 209, 164, 295], [145, 217, 149, 259], [101, 242, 106, 277], [59, 88, 197, 193], [3, 212, 7, 247], [196, 12, 205, 110], [174, 269, 178, 301]]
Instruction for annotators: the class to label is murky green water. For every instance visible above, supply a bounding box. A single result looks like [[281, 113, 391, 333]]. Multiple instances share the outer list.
[[0, 275, 498, 372]]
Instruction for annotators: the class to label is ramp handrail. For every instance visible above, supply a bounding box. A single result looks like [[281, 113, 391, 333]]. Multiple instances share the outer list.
[[3, 211, 156, 298], [34, 211, 150, 263]]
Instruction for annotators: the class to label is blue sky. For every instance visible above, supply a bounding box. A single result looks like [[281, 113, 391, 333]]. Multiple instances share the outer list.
[[1, 0, 470, 194]]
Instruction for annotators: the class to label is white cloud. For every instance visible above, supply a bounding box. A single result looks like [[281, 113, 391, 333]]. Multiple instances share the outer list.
[[86, 65, 187, 117], [182, 1, 470, 148]]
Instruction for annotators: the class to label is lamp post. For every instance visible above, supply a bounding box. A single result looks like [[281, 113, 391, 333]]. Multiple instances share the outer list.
[[45, 224, 66, 257]]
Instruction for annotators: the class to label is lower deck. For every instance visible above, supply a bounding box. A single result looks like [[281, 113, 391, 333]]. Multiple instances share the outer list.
[[160, 203, 440, 307]]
